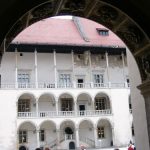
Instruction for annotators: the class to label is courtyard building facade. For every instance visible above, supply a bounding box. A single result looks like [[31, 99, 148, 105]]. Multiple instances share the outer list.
[[0, 17, 133, 150]]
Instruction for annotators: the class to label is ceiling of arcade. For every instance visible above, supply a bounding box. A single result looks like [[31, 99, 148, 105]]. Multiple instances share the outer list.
[[0, 0, 150, 82]]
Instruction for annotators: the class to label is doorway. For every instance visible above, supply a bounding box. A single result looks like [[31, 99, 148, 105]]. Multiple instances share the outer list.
[[19, 146, 27, 150], [77, 78, 84, 88], [69, 141, 75, 150], [79, 105, 85, 115]]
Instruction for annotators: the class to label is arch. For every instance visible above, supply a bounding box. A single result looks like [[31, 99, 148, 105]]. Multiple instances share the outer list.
[[78, 118, 95, 148], [96, 118, 113, 148], [96, 118, 113, 128], [77, 92, 93, 114], [77, 118, 94, 129], [39, 120, 56, 129], [94, 92, 112, 112], [37, 92, 56, 102], [58, 93, 74, 112], [17, 120, 37, 131], [76, 92, 92, 100], [94, 92, 111, 100], [17, 92, 36, 102], [58, 92, 74, 100], [59, 119, 75, 129], [38, 93, 56, 113]]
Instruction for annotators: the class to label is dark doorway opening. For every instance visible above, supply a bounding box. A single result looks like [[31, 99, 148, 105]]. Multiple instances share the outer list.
[[19, 146, 27, 150], [79, 105, 85, 115], [77, 79, 84, 88], [69, 141, 75, 150]]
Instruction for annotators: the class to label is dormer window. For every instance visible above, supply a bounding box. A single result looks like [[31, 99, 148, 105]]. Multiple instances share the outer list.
[[96, 28, 109, 36]]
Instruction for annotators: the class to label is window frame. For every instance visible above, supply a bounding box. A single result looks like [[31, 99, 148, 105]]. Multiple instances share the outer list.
[[19, 130, 28, 143], [95, 97, 106, 110], [93, 74, 104, 84], [18, 99, 30, 112], [58, 72, 72, 87], [97, 126, 105, 139]]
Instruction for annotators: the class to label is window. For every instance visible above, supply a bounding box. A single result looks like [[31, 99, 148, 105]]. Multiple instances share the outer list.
[[93, 74, 104, 84], [96, 28, 109, 36], [19, 130, 27, 143], [61, 98, 72, 111], [95, 98, 106, 110], [18, 99, 30, 112], [97, 127, 105, 138], [40, 130, 45, 141], [59, 74, 71, 87], [18, 73, 30, 84]]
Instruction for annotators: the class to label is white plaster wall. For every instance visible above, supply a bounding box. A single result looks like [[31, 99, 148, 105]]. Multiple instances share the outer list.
[[0, 91, 17, 150], [37, 53, 54, 83], [0, 52, 128, 86], [127, 49, 150, 150], [56, 53, 72, 70], [111, 89, 132, 147], [0, 52, 16, 83]]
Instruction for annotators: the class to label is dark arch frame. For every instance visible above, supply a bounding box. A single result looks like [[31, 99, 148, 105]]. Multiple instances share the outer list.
[[0, 1, 150, 149]]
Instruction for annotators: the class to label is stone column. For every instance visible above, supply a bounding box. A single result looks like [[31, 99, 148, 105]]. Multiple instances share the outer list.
[[74, 98, 78, 116], [36, 98, 39, 117], [111, 127, 115, 147], [15, 48, 18, 88], [89, 51, 93, 88], [72, 50, 75, 88], [121, 52, 126, 87], [34, 49, 38, 88], [138, 80, 150, 146], [94, 126, 98, 148], [56, 97, 59, 115], [105, 52, 110, 87], [75, 128, 79, 148], [36, 127, 40, 148], [56, 129, 60, 149], [53, 50, 57, 88]]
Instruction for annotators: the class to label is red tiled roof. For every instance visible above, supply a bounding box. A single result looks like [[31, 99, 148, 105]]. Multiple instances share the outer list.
[[13, 17, 125, 48]]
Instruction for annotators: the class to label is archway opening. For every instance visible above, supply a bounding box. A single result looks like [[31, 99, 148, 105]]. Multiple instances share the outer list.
[[0, 1, 149, 150]]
